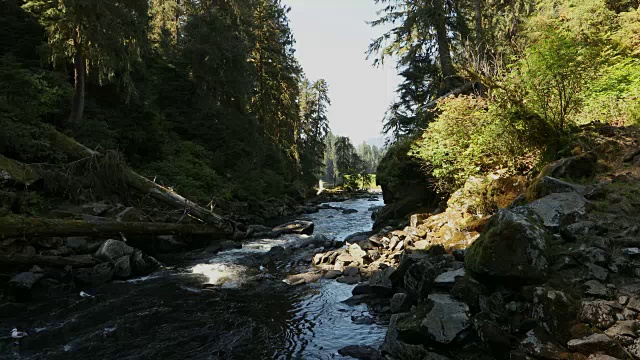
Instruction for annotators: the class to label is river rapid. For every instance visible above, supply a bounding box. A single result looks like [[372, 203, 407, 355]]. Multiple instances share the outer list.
[[1, 197, 386, 360]]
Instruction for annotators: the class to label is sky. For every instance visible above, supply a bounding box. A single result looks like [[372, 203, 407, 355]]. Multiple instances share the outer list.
[[283, 0, 401, 147]]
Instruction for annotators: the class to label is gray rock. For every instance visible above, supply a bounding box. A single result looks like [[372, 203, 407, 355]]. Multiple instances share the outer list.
[[434, 268, 465, 286], [338, 345, 382, 360], [344, 266, 359, 277], [587, 355, 622, 360], [65, 237, 89, 254], [74, 262, 114, 286], [465, 208, 549, 281], [95, 239, 134, 262], [579, 301, 619, 329], [520, 328, 567, 359], [627, 298, 640, 312], [390, 293, 411, 313], [561, 221, 601, 242], [81, 202, 111, 216], [543, 154, 597, 180], [352, 282, 372, 295], [529, 176, 587, 199], [577, 247, 610, 266], [404, 259, 439, 298], [587, 263, 609, 282], [113, 255, 131, 278], [528, 192, 588, 228], [348, 244, 369, 265], [369, 267, 395, 296], [604, 320, 640, 345], [337, 276, 361, 285], [532, 287, 578, 343], [9, 272, 44, 289], [421, 293, 470, 344], [584, 280, 610, 298], [272, 220, 314, 235], [342, 209, 358, 215], [567, 333, 627, 358], [323, 270, 342, 279]]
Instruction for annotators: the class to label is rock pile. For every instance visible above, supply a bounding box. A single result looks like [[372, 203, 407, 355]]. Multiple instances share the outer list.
[[330, 154, 640, 360]]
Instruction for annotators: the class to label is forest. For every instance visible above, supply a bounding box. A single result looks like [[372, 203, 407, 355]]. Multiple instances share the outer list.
[[0, 0, 353, 217]]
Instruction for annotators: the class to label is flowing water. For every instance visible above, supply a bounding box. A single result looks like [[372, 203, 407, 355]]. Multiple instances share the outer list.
[[1, 196, 386, 360]]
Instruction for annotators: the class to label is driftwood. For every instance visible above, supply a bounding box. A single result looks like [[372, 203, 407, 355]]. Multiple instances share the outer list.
[[0, 254, 97, 267], [0, 216, 232, 239]]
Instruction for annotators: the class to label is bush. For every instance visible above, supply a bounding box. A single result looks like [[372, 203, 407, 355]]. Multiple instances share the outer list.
[[410, 96, 537, 193]]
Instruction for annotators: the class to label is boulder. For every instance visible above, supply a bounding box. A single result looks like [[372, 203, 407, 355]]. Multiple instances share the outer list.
[[95, 239, 134, 262], [421, 294, 470, 345], [465, 208, 549, 281], [567, 333, 627, 359], [337, 275, 361, 285], [541, 154, 597, 180], [338, 345, 383, 360], [561, 222, 603, 242], [344, 266, 360, 277], [584, 280, 610, 298], [342, 209, 358, 215], [579, 301, 619, 329], [528, 176, 587, 201], [528, 192, 589, 229], [272, 220, 314, 235], [390, 293, 411, 313], [404, 259, 439, 298], [369, 267, 395, 296], [74, 262, 115, 286], [9, 272, 44, 290], [347, 244, 370, 265], [532, 287, 579, 343], [113, 255, 131, 278], [310, 262, 335, 275]]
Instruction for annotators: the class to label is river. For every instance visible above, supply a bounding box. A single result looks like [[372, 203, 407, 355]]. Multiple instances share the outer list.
[[2, 196, 386, 360]]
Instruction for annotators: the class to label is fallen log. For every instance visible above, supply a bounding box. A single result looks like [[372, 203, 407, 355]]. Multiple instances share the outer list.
[[0, 154, 41, 186], [0, 215, 232, 239], [0, 254, 97, 268], [8, 127, 237, 235]]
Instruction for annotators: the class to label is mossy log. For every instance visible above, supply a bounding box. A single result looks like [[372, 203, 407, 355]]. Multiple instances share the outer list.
[[0, 215, 231, 239], [0, 154, 41, 186], [15, 128, 237, 235], [0, 254, 97, 267]]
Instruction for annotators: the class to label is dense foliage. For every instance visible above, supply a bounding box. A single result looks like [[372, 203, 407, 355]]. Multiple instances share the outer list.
[[1, 0, 333, 213], [371, 0, 640, 196]]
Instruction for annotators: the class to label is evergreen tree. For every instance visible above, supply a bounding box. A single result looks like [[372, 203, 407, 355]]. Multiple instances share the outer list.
[[23, 0, 149, 124]]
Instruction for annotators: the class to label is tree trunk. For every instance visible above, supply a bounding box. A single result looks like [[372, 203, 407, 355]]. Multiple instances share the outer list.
[[432, 0, 456, 91], [70, 35, 86, 124], [0, 215, 232, 239], [475, 0, 485, 59]]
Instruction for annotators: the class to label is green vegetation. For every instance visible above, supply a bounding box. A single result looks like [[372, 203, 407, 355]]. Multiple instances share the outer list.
[[322, 133, 384, 190], [0, 0, 334, 214], [371, 0, 640, 197]]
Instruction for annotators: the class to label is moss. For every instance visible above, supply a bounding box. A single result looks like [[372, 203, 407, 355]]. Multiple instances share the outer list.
[[0, 154, 40, 185]]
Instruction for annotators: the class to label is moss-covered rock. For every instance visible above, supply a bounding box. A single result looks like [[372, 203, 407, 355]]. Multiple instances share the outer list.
[[465, 208, 550, 282]]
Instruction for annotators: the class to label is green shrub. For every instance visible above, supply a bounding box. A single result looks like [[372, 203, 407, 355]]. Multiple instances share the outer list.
[[410, 96, 537, 193], [580, 58, 640, 125]]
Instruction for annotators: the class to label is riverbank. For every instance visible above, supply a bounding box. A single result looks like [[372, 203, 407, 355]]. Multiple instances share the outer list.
[[1, 193, 390, 359], [313, 125, 640, 360]]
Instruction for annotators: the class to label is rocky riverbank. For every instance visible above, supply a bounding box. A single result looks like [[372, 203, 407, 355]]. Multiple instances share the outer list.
[[310, 127, 640, 359]]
